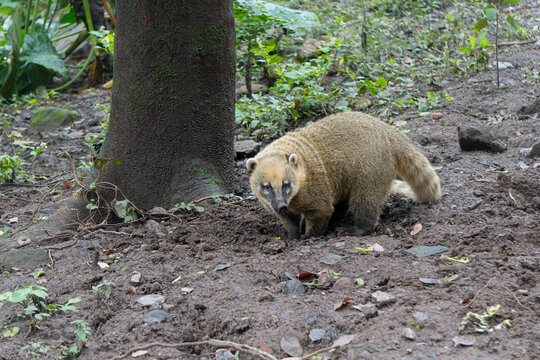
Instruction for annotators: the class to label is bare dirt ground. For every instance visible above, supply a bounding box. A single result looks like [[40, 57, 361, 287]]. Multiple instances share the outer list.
[[1, 25, 540, 360]]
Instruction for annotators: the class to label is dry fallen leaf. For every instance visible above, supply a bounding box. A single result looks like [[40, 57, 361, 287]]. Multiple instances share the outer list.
[[410, 223, 423, 236], [334, 297, 354, 311], [97, 262, 109, 269], [131, 350, 148, 357], [181, 287, 194, 294], [332, 334, 357, 347], [395, 120, 407, 127], [8, 217, 18, 224]]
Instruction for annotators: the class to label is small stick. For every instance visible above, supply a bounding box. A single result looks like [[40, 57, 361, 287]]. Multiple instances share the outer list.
[[110, 339, 277, 360]]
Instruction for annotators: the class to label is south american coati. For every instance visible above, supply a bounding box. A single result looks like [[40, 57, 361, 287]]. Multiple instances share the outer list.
[[246, 112, 441, 239]]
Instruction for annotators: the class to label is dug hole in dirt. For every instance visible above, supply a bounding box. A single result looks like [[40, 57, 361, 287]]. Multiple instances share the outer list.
[[1, 40, 539, 360]]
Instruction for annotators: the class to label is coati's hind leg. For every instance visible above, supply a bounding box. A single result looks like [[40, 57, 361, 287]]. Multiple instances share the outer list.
[[278, 212, 303, 240], [348, 193, 386, 236]]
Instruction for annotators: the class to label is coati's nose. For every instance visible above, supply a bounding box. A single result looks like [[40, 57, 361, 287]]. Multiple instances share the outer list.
[[278, 203, 288, 213]]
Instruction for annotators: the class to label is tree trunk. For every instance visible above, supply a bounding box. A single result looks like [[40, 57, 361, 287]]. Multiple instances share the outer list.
[[98, 0, 236, 209], [4, 0, 235, 249]]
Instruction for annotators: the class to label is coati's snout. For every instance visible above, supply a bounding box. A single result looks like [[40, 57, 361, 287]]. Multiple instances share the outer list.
[[246, 154, 299, 215]]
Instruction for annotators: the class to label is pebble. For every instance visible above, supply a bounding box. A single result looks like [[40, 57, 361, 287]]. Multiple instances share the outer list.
[[317, 272, 335, 289], [143, 310, 169, 324], [332, 277, 354, 291], [452, 335, 476, 346], [371, 291, 396, 307], [307, 316, 318, 324], [278, 279, 305, 296], [352, 303, 378, 318], [320, 253, 343, 265], [130, 271, 141, 284], [136, 294, 165, 306], [309, 328, 329, 342], [402, 328, 417, 341], [234, 140, 261, 159], [517, 161, 529, 170], [280, 335, 303, 357]]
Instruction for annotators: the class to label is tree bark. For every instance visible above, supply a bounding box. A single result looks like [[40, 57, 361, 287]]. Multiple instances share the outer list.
[[98, 0, 236, 209], [4, 1, 235, 249]]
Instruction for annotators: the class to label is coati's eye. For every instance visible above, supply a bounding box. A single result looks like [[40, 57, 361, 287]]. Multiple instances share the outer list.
[[262, 183, 272, 191], [282, 181, 290, 189]]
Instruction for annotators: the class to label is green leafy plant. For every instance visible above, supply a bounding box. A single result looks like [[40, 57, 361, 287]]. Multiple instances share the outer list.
[[92, 280, 113, 300], [0, 153, 25, 182], [59, 320, 91, 358], [234, 0, 317, 97], [19, 341, 51, 358], [0, 285, 81, 331]]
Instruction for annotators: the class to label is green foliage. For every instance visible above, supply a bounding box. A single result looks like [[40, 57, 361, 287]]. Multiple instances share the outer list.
[[0, 1, 80, 100], [89, 27, 114, 54], [0, 285, 80, 327], [92, 280, 113, 300], [59, 320, 91, 358], [112, 199, 139, 221], [19, 342, 51, 358], [0, 153, 25, 182], [172, 202, 205, 214]]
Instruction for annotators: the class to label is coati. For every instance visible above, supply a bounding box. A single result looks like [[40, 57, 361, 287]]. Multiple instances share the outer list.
[[246, 112, 441, 240]]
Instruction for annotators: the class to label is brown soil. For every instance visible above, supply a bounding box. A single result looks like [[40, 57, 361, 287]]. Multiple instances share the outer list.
[[1, 23, 539, 360]]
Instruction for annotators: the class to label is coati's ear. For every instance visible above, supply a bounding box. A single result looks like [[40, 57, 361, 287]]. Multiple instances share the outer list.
[[246, 158, 258, 173], [288, 153, 298, 167]]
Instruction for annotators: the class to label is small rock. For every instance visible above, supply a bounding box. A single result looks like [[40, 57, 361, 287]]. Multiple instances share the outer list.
[[235, 140, 261, 159], [413, 311, 429, 324], [214, 263, 231, 271], [402, 328, 417, 341], [1, 249, 50, 270], [496, 61, 513, 69], [430, 112, 443, 120], [517, 161, 529, 170], [143, 310, 169, 324], [452, 335, 476, 346], [491, 139, 506, 153], [317, 272, 335, 289], [278, 279, 305, 296], [371, 291, 396, 307], [307, 316, 318, 324], [29, 107, 79, 132], [136, 294, 165, 306], [130, 271, 141, 284], [280, 335, 303, 357], [332, 277, 354, 291], [520, 148, 532, 156], [309, 328, 329, 342], [298, 38, 323, 59], [236, 83, 269, 96], [320, 253, 343, 265], [529, 142, 540, 158], [352, 303, 378, 318], [457, 126, 507, 152], [144, 220, 166, 237], [216, 349, 238, 360], [405, 245, 449, 258]]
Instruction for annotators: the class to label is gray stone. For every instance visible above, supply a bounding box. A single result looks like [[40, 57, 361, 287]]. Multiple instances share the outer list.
[[1, 249, 50, 270], [352, 303, 378, 318], [413, 311, 429, 323], [520, 148, 532, 156], [136, 294, 165, 306], [29, 107, 79, 132], [332, 277, 354, 291], [280, 335, 303, 357], [278, 279, 305, 296], [517, 161, 529, 170], [453, 335, 476, 346], [143, 310, 170, 324], [236, 83, 269, 96], [307, 316, 318, 324], [130, 271, 141, 284], [405, 245, 449, 258], [298, 38, 323, 59], [402, 328, 417, 340], [371, 291, 396, 307], [235, 140, 261, 160], [496, 61, 513, 69], [309, 328, 329, 342], [529, 142, 540, 158], [317, 272, 335, 289], [458, 126, 506, 152], [320, 253, 343, 265]]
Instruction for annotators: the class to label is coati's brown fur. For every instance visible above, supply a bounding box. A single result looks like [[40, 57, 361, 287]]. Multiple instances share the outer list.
[[246, 112, 441, 240]]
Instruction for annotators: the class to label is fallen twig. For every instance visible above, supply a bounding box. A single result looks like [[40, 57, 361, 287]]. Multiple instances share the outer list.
[[110, 339, 277, 360]]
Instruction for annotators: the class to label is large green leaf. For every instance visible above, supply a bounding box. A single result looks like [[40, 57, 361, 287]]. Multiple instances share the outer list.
[[20, 33, 68, 76], [236, 0, 318, 31]]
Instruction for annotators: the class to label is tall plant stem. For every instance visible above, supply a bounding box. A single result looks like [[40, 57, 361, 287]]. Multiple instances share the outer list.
[[42, 0, 53, 32], [30, 0, 40, 33], [24, 0, 32, 32], [495, 11, 500, 88]]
